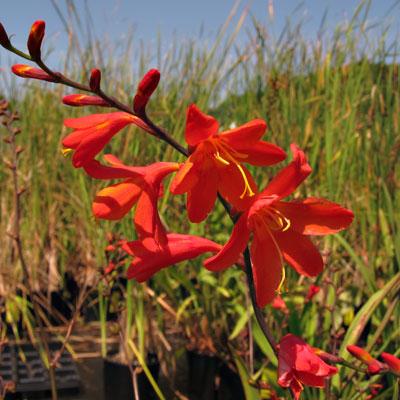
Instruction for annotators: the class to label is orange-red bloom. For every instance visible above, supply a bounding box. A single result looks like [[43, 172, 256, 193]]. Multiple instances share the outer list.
[[346, 345, 385, 374], [27, 20, 45, 59], [133, 69, 161, 113], [204, 145, 354, 307], [83, 154, 179, 245], [12, 64, 56, 82], [278, 334, 338, 400], [170, 104, 286, 222], [62, 94, 110, 107], [62, 112, 152, 167], [381, 353, 400, 375], [123, 234, 221, 281]]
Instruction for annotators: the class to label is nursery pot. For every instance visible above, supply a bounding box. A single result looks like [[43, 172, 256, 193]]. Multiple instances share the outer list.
[[103, 353, 159, 400], [186, 351, 245, 400], [186, 351, 219, 400]]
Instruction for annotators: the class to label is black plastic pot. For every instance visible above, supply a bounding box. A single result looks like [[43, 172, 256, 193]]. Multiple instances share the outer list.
[[186, 351, 245, 400], [186, 351, 218, 400], [103, 353, 159, 400], [2, 342, 80, 399]]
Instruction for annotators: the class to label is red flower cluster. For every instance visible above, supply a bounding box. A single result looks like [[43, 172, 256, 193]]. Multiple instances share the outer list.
[[4, 20, 354, 303], [3, 19, 358, 398]]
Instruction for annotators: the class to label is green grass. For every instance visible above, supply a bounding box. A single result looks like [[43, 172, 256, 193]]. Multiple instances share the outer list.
[[0, 1, 399, 398]]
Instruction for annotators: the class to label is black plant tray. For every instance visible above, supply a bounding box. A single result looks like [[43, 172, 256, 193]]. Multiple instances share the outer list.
[[0, 342, 80, 396]]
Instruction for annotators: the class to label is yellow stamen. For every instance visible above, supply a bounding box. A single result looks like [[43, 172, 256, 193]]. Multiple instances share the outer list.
[[236, 163, 255, 199], [214, 151, 230, 165], [211, 142, 255, 199], [261, 208, 291, 232], [62, 148, 73, 157], [276, 266, 286, 294]]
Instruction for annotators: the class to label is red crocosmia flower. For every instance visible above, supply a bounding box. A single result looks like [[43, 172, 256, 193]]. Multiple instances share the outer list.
[[62, 112, 153, 167], [204, 144, 354, 307], [346, 345, 385, 374], [62, 94, 110, 107], [123, 234, 222, 281], [170, 104, 287, 222], [83, 154, 179, 245], [12, 64, 56, 82], [381, 352, 400, 375], [278, 334, 338, 400], [306, 285, 321, 301]]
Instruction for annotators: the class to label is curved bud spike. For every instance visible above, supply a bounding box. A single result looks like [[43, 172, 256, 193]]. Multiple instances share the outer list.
[[133, 69, 160, 113], [12, 64, 56, 82], [89, 68, 101, 91], [0, 23, 12, 49], [27, 20, 45, 60]]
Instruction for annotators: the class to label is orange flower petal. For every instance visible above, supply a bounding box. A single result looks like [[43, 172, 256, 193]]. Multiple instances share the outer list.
[[204, 214, 250, 271], [93, 180, 142, 220], [220, 119, 266, 145], [274, 230, 323, 277], [251, 230, 283, 307], [185, 104, 219, 147], [170, 161, 198, 194], [275, 198, 354, 235], [126, 233, 221, 281], [187, 172, 219, 222], [235, 141, 287, 166], [261, 144, 311, 200]]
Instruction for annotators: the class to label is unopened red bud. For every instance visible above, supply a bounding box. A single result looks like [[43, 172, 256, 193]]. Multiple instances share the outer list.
[[133, 68, 160, 113], [367, 362, 386, 375], [347, 345, 384, 374], [62, 94, 109, 107], [347, 345, 374, 363], [0, 23, 12, 49], [27, 20, 45, 59], [89, 68, 101, 91], [12, 64, 56, 82], [381, 352, 400, 375]]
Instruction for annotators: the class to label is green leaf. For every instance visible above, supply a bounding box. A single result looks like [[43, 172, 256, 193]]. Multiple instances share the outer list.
[[251, 319, 278, 367], [232, 353, 261, 400]]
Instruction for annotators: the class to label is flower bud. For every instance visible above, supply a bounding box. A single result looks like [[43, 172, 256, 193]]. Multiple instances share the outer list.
[[89, 68, 101, 91], [0, 23, 12, 49], [11, 64, 56, 82], [347, 345, 385, 374], [27, 20, 45, 59], [133, 69, 160, 113], [62, 94, 109, 107], [381, 352, 400, 375]]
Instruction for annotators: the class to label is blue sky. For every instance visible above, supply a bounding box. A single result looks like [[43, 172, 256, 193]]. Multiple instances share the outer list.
[[0, 0, 399, 71], [2, 1, 399, 46]]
